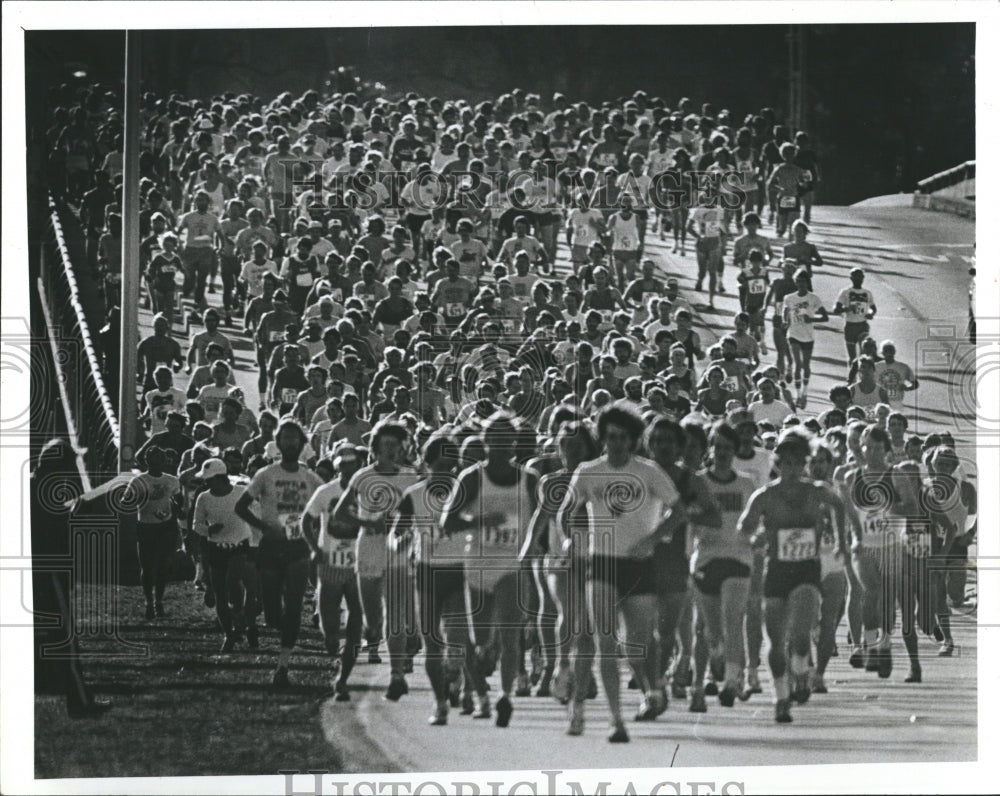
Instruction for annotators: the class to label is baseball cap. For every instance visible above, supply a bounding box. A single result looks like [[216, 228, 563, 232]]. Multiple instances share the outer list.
[[196, 458, 227, 479]]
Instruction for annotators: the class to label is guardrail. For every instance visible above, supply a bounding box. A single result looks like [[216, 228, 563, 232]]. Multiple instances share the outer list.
[[38, 196, 121, 484], [916, 160, 975, 199]]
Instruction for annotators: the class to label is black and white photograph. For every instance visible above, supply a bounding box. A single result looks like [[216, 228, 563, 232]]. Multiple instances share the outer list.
[[2, 3, 997, 794]]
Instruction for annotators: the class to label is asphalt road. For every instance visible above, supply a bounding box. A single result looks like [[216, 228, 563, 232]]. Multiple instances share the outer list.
[[134, 202, 978, 772]]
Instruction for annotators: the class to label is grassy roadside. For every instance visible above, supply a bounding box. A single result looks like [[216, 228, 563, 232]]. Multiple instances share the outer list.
[[35, 583, 348, 778]]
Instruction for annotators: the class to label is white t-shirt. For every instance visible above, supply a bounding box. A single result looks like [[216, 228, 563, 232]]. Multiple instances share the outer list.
[[690, 207, 724, 239], [564, 455, 679, 557], [240, 260, 279, 298], [196, 384, 231, 423], [567, 208, 603, 249], [732, 448, 774, 490], [748, 399, 794, 430], [144, 387, 187, 435], [245, 463, 324, 542], [782, 291, 824, 343], [837, 287, 874, 324], [303, 479, 357, 570], [874, 360, 915, 408], [193, 484, 251, 545], [127, 472, 181, 524]]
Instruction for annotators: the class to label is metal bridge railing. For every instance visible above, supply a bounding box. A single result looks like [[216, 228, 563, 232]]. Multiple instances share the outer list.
[[38, 196, 120, 484], [916, 160, 975, 199]]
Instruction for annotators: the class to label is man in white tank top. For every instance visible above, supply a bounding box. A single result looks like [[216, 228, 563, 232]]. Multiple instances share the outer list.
[[440, 413, 539, 728]]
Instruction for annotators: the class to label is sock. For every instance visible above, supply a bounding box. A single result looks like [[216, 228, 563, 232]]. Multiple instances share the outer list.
[[864, 629, 878, 647], [258, 392, 266, 406], [774, 674, 790, 702], [879, 631, 892, 650], [725, 661, 742, 689], [790, 654, 809, 677], [278, 647, 292, 669]]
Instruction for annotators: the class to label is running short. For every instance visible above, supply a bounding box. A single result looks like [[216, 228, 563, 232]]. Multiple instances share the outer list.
[[844, 321, 870, 345], [653, 541, 690, 594], [590, 554, 657, 598], [788, 338, 815, 357], [416, 561, 466, 608], [571, 244, 589, 264], [762, 558, 821, 600], [696, 237, 721, 255], [257, 536, 310, 569], [693, 558, 751, 597]]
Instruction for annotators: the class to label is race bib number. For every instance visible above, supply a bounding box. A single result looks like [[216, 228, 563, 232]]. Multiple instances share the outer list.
[[904, 532, 931, 557], [445, 302, 465, 318], [171, 267, 185, 287], [862, 512, 892, 545], [326, 539, 356, 569], [617, 235, 633, 250], [360, 293, 375, 308], [501, 318, 517, 334], [850, 300, 869, 316], [722, 376, 739, 393], [777, 527, 817, 562], [280, 388, 298, 405], [482, 524, 517, 548], [295, 272, 314, 287], [749, 279, 766, 295], [269, 330, 284, 342], [281, 513, 302, 540], [780, 196, 798, 209]]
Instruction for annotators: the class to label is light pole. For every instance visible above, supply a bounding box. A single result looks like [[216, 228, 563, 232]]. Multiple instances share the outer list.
[[787, 25, 805, 132], [118, 30, 141, 473]]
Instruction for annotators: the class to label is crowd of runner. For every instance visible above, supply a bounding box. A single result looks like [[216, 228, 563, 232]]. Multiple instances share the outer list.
[[46, 77, 978, 741]]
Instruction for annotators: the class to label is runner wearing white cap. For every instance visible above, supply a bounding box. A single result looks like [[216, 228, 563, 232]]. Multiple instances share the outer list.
[[192, 458, 253, 653]]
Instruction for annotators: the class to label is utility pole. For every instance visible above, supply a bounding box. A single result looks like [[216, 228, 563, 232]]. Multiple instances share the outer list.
[[118, 30, 141, 473], [787, 25, 805, 132]]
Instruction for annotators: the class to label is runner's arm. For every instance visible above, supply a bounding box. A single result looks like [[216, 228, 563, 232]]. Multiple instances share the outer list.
[[818, 483, 848, 558], [440, 468, 480, 538], [233, 489, 280, 538], [736, 488, 767, 546]]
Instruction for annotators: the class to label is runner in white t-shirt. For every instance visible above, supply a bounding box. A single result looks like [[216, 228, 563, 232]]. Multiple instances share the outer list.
[[874, 341, 918, 412], [831, 268, 877, 363], [556, 406, 680, 743], [302, 444, 364, 701], [780, 269, 828, 408], [565, 193, 606, 276], [235, 420, 323, 688], [192, 458, 253, 653]]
